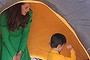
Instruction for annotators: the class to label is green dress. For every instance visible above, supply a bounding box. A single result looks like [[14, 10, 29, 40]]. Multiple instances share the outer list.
[[0, 32, 2, 60], [0, 10, 33, 60]]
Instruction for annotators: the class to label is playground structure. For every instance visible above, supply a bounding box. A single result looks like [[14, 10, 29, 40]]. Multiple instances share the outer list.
[[0, 1, 90, 60]]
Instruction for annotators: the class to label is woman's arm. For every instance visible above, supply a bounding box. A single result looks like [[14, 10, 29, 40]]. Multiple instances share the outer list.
[[19, 10, 33, 52], [0, 12, 17, 57]]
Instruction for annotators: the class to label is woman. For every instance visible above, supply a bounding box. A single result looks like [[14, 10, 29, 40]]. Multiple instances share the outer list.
[[0, 2, 33, 60]]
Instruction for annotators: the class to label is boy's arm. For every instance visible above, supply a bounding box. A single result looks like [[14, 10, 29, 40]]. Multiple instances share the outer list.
[[70, 49, 76, 60], [65, 49, 76, 60], [58, 49, 76, 60], [64, 45, 76, 60], [54, 49, 76, 60]]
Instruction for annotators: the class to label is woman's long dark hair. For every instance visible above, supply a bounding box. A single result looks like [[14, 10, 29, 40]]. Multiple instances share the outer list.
[[7, 3, 30, 32]]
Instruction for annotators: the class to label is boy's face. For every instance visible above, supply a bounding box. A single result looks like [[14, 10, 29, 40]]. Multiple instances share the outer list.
[[58, 44, 65, 52]]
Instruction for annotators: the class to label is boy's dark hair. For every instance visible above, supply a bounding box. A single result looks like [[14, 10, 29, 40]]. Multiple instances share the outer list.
[[50, 33, 66, 48]]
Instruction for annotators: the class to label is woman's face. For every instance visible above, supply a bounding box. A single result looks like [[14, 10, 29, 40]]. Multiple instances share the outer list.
[[21, 3, 30, 15]]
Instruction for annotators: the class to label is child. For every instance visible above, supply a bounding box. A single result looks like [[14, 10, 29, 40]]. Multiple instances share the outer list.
[[47, 33, 76, 60]]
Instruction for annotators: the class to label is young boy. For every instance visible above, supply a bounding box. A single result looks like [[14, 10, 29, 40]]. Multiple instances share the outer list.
[[47, 33, 76, 60]]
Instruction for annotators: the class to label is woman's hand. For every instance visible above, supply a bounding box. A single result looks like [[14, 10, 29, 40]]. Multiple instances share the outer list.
[[13, 55, 17, 60], [16, 51, 22, 60]]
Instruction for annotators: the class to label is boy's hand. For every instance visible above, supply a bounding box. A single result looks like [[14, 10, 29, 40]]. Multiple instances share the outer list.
[[66, 45, 73, 50]]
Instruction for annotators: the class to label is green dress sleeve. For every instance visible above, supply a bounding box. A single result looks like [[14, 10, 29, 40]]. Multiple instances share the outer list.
[[19, 10, 33, 52], [0, 11, 17, 57]]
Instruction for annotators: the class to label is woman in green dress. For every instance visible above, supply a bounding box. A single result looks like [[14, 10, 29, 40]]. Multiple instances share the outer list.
[[0, 3, 33, 60]]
